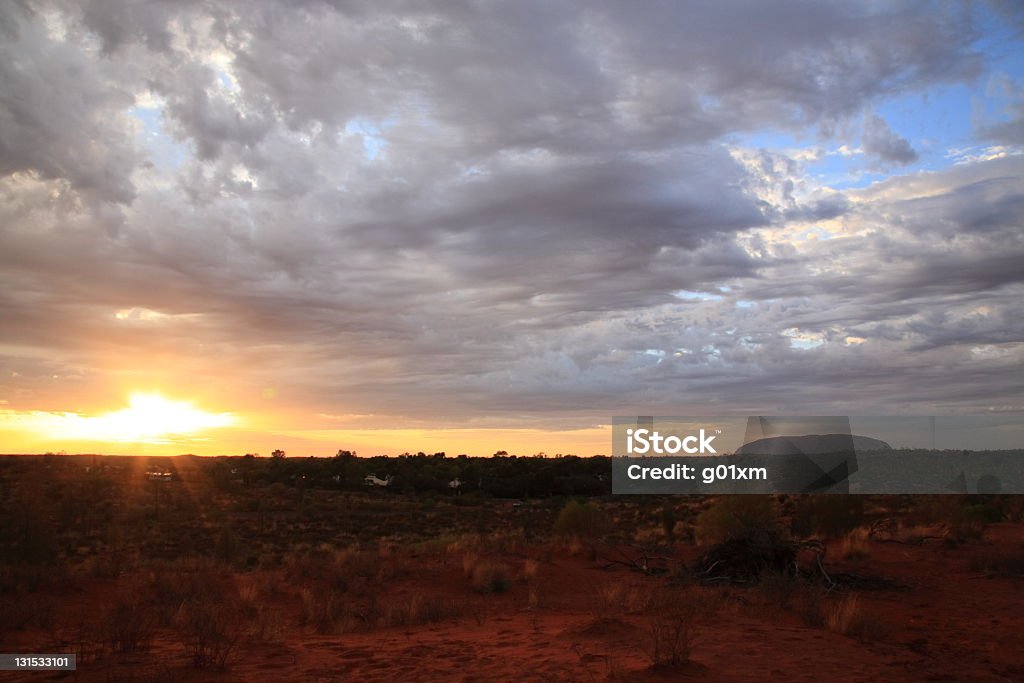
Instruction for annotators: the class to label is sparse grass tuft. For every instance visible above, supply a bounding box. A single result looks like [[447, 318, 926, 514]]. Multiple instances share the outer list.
[[462, 551, 481, 579], [824, 595, 862, 634], [471, 560, 511, 593], [838, 528, 871, 561], [380, 593, 463, 627], [299, 587, 345, 634], [590, 580, 649, 619], [820, 594, 888, 641]]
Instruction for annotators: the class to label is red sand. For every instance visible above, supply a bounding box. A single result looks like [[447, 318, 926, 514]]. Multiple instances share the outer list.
[[3, 524, 1024, 681]]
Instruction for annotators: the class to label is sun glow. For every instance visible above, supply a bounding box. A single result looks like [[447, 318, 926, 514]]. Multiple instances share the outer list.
[[1, 393, 236, 444]]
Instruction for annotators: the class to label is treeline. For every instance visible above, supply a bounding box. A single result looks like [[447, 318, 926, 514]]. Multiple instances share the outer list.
[[203, 452, 612, 498]]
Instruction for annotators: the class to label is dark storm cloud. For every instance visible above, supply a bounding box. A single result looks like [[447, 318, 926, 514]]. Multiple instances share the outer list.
[[1, 0, 1022, 431]]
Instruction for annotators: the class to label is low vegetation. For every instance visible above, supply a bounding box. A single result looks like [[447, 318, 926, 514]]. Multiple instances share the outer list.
[[694, 495, 780, 545], [0, 455, 1019, 679]]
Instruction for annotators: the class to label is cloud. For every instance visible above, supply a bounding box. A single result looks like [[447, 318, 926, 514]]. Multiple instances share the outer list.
[[862, 114, 919, 165], [0, 0, 1022, 445], [0, 3, 139, 203]]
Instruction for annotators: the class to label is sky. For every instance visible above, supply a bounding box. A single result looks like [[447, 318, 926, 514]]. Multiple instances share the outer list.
[[1, 0, 1023, 456]]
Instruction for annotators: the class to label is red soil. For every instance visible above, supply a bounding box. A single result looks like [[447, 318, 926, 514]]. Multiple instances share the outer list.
[[3, 525, 1024, 682]]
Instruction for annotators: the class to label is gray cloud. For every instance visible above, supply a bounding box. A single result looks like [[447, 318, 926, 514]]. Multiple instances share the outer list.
[[862, 114, 919, 165], [1, 0, 1022, 443], [0, 3, 139, 203]]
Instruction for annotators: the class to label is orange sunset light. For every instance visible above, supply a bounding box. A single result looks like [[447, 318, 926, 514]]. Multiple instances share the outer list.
[[3, 393, 236, 446]]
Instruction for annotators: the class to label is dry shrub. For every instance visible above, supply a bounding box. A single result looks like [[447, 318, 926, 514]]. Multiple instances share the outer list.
[[665, 557, 691, 581], [471, 560, 511, 593], [969, 545, 1024, 577], [84, 551, 136, 580], [251, 568, 285, 599], [236, 578, 259, 615], [791, 496, 863, 539], [411, 535, 459, 559], [299, 587, 345, 634], [838, 528, 871, 561], [475, 530, 529, 555], [68, 622, 104, 666], [0, 564, 65, 595], [915, 497, 1001, 542], [949, 503, 1001, 542], [645, 612, 692, 669], [102, 594, 155, 653], [695, 496, 779, 545], [462, 551, 481, 578], [661, 505, 677, 540], [251, 605, 287, 643], [553, 500, 612, 540], [694, 528, 796, 583], [590, 580, 649, 619], [523, 558, 540, 582], [215, 526, 242, 565], [824, 595, 864, 635], [891, 523, 936, 544], [408, 592, 461, 623], [640, 587, 719, 670], [347, 545, 408, 584], [757, 571, 827, 626], [284, 547, 349, 591], [758, 570, 800, 610], [178, 602, 241, 669], [1, 593, 56, 632], [380, 592, 463, 627], [820, 594, 888, 640], [284, 544, 407, 597], [795, 583, 826, 628], [145, 562, 224, 626]]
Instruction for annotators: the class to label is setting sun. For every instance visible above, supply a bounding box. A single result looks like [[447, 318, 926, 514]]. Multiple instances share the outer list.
[[1, 393, 236, 445]]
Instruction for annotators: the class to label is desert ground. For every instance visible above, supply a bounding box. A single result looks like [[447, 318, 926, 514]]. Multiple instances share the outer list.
[[2, 454, 1024, 682]]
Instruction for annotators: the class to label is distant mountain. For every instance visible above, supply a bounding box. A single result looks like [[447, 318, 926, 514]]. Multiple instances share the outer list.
[[735, 433, 892, 456]]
